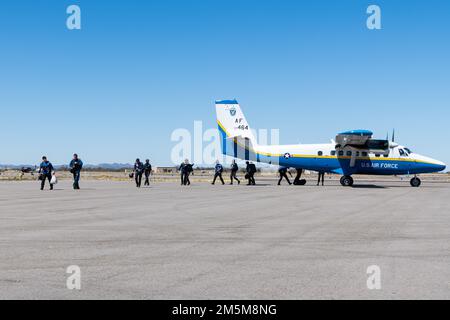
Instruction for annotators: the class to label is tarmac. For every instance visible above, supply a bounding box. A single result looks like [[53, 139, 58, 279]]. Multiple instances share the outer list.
[[0, 179, 449, 299]]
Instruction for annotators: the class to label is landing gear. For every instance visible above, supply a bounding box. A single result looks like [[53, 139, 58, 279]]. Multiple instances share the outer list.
[[410, 176, 421, 187], [293, 169, 307, 185], [340, 175, 354, 187]]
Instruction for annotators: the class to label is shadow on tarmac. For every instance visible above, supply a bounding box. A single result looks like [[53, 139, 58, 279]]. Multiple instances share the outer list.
[[351, 184, 387, 189]]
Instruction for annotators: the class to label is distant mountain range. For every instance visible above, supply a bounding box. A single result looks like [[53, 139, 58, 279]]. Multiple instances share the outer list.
[[0, 163, 134, 170], [85, 163, 134, 170]]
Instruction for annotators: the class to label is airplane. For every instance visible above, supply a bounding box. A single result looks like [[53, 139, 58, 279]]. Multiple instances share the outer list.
[[20, 166, 36, 175], [215, 99, 446, 187], [18, 166, 38, 178]]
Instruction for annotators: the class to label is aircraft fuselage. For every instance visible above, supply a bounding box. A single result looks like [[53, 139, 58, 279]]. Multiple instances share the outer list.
[[258, 143, 446, 176]]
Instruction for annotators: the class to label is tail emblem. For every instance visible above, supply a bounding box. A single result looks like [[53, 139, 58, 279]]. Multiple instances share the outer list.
[[229, 107, 236, 116]]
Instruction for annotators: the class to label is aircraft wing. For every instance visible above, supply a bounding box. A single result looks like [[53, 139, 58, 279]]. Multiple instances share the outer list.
[[335, 129, 389, 153], [335, 130, 373, 148]]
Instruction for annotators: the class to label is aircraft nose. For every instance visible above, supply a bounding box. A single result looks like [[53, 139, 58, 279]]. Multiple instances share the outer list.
[[415, 154, 446, 172], [433, 159, 446, 172]]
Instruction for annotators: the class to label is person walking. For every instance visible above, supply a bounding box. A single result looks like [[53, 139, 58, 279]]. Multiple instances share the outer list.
[[212, 160, 225, 185], [246, 161, 256, 185], [69, 153, 83, 190], [134, 158, 144, 188], [278, 166, 292, 185], [144, 159, 152, 186], [39, 156, 54, 190], [179, 161, 186, 185], [317, 171, 325, 186], [180, 159, 193, 185], [184, 161, 194, 185], [230, 160, 240, 185]]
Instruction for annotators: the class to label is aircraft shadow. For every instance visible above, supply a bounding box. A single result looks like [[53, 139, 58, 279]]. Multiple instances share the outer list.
[[351, 184, 387, 189]]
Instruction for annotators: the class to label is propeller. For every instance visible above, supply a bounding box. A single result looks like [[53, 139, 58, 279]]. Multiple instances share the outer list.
[[388, 128, 398, 150]]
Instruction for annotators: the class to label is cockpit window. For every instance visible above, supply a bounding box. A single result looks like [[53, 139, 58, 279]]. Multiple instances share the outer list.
[[404, 148, 412, 154], [399, 149, 405, 156]]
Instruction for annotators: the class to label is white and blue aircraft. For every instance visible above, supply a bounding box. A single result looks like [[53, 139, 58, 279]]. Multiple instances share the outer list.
[[215, 99, 446, 187]]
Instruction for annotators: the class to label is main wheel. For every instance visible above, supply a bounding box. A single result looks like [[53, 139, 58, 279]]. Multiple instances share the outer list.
[[340, 175, 354, 187], [410, 177, 421, 187]]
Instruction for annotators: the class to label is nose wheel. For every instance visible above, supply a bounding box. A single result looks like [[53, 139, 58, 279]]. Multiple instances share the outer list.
[[340, 175, 354, 187], [410, 177, 421, 187]]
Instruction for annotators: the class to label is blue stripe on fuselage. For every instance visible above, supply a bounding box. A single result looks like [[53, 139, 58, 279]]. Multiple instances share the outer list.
[[281, 155, 443, 175], [217, 124, 443, 175]]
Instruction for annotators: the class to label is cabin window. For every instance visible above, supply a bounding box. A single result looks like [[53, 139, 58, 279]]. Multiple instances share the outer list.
[[330, 150, 336, 156], [362, 152, 368, 157], [356, 151, 360, 157], [346, 151, 352, 156], [338, 151, 344, 156], [375, 154, 380, 157], [318, 151, 323, 156], [383, 154, 388, 157]]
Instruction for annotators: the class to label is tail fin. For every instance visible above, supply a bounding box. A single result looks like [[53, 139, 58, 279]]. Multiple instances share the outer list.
[[215, 99, 258, 160], [215, 99, 256, 143]]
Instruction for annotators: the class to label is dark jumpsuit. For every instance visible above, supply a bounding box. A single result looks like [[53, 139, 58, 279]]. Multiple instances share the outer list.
[[212, 163, 225, 185], [183, 164, 193, 185], [317, 172, 325, 186], [179, 163, 186, 185], [69, 159, 83, 190], [134, 162, 144, 187], [246, 163, 256, 185], [230, 163, 240, 185], [278, 166, 292, 185], [144, 163, 152, 186], [39, 161, 54, 190]]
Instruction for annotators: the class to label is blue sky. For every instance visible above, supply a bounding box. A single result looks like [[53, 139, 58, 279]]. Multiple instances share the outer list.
[[0, 0, 449, 167]]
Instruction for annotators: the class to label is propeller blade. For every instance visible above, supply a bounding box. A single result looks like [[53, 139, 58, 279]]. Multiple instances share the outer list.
[[392, 129, 395, 142]]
